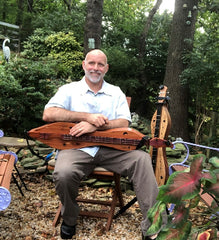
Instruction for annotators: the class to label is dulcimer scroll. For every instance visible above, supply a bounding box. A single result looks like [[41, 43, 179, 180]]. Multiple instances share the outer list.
[[150, 85, 171, 186]]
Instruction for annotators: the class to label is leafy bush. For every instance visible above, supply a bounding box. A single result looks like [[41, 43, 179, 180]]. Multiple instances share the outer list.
[[22, 30, 84, 79], [45, 31, 84, 79], [1, 58, 64, 135], [22, 28, 55, 59], [0, 30, 84, 135], [0, 65, 24, 134], [104, 47, 140, 94]]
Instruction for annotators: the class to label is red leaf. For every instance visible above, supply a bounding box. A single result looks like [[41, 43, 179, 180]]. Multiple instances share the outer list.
[[197, 231, 210, 240], [159, 156, 205, 203]]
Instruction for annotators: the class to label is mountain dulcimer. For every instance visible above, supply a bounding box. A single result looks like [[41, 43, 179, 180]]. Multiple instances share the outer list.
[[150, 85, 171, 186], [28, 122, 172, 152]]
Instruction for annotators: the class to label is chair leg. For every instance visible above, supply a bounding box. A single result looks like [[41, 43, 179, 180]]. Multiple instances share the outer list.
[[114, 174, 124, 208], [105, 173, 123, 231], [53, 203, 62, 227], [106, 189, 118, 231]]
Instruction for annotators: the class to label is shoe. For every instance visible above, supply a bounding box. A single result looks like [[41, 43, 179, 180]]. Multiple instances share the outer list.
[[142, 233, 157, 240], [60, 221, 76, 239]]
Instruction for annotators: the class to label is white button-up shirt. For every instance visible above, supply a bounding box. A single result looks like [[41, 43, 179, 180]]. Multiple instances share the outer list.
[[45, 77, 131, 156]]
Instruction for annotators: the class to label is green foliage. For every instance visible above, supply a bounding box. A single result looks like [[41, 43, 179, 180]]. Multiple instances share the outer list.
[[180, 4, 219, 145], [31, 6, 86, 42], [147, 154, 219, 240], [22, 30, 84, 79], [0, 29, 84, 135], [102, 11, 172, 116], [0, 58, 60, 135], [104, 47, 141, 94], [22, 28, 55, 59], [0, 0, 18, 27], [0, 65, 24, 133], [45, 32, 84, 79]]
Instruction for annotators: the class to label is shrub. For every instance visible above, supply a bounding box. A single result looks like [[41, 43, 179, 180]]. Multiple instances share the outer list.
[[45, 31, 84, 79]]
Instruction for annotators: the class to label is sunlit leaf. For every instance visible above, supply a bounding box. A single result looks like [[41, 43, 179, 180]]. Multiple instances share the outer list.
[[146, 201, 167, 236], [209, 156, 219, 168]]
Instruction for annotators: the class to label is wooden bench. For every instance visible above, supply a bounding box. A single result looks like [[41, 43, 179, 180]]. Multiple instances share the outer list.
[[0, 150, 17, 211]]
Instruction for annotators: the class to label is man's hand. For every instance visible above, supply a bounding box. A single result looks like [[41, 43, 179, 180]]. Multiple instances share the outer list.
[[69, 121, 97, 137], [86, 113, 109, 127]]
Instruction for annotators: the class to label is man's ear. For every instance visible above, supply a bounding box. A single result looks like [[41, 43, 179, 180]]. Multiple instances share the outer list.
[[105, 63, 109, 73], [82, 60, 86, 70]]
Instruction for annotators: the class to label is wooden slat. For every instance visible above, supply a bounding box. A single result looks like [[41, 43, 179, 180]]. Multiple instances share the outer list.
[[80, 210, 109, 219], [0, 161, 8, 184], [76, 198, 120, 206], [0, 153, 16, 189]]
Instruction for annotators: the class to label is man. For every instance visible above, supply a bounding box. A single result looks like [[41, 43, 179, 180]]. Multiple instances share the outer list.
[[43, 49, 165, 239]]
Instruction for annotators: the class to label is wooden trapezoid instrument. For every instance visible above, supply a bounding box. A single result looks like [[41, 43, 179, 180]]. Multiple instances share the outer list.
[[28, 122, 147, 151], [150, 85, 171, 186]]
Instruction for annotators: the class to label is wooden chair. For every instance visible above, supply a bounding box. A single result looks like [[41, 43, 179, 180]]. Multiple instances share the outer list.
[[53, 97, 131, 231]]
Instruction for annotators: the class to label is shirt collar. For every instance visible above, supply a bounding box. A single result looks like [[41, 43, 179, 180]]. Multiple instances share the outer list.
[[80, 76, 113, 96]]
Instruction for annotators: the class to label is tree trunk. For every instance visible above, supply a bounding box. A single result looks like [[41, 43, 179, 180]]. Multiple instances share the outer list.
[[63, 0, 72, 13], [2, 0, 7, 21], [138, 0, 163, 86], [83, 0, 104, 55], [163, 0, 199, 141], [27, 0, 34, 12], [16, 0, 24, 26]]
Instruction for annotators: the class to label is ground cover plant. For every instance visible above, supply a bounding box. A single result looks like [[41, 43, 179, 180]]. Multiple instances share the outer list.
[[146, 154, 219, 240]]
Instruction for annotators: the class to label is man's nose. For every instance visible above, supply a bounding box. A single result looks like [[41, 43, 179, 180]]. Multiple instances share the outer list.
[[93, 63, 99, 70]]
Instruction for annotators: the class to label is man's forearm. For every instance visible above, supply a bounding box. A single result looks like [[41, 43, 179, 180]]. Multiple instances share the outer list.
[[43, 107, 89, 123], [98, 118, 129, 130], [43, 107, 129, 130]]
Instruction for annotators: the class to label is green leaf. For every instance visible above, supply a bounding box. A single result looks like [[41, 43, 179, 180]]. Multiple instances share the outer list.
[[209, 156, 219, 168], [146, 201, 167, 236], [157, 221, 192, 240]]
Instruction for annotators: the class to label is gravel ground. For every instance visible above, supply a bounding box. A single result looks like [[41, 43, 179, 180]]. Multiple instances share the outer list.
[[0, 173, 143, 240]]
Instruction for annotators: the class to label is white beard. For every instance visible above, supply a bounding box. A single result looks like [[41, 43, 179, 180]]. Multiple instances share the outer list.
[[85, 70, 104, 83]]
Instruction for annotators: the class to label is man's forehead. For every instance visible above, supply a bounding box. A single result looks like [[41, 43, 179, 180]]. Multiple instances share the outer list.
[[85, 50, 107, 63]]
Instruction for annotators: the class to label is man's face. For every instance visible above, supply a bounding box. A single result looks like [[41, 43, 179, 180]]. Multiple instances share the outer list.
[[83, 51, 109, 83]]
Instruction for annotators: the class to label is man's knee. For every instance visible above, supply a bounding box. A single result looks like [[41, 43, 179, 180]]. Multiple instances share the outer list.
[[133, 150, 152, 168], [53, 165, 82, 185]]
